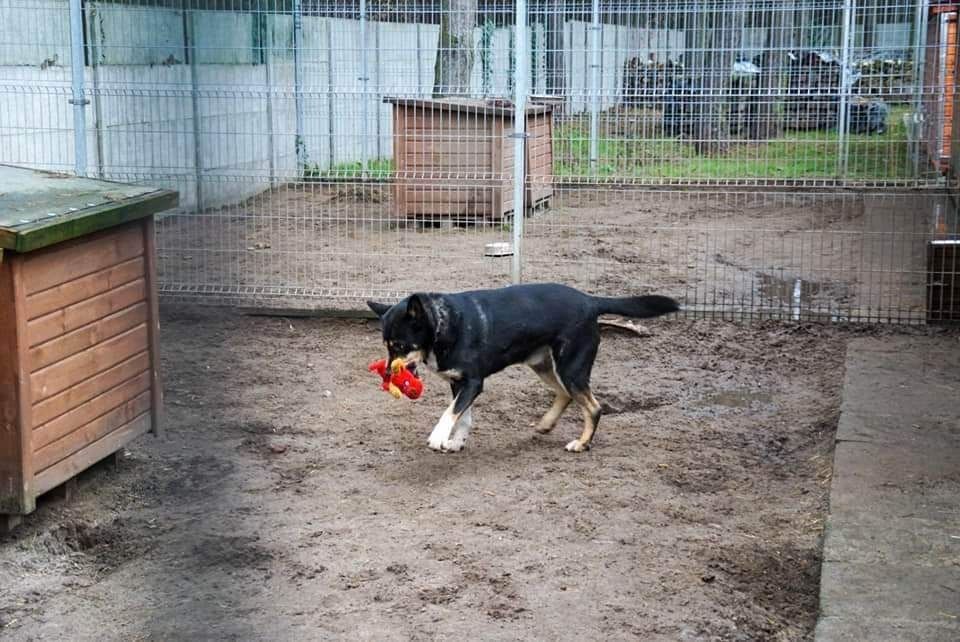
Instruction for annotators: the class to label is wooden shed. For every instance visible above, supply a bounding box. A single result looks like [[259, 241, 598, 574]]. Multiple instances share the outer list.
[[385, 98, 554, 220], [924, 2, 958, 173], [0, 165, 176, 531]]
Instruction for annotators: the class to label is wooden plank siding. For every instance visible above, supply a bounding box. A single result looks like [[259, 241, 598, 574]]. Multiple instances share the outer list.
[[19, 221, 153, 486], [32, 371, 151, 453], [34, 413, 152, 497], [942, 15, 957, 161], [390, 99, 553, 219], [32, 352, 151, 428], [30, 324, 149, 405], [926, 6, 959, 172], [22, 224, 145, 295]]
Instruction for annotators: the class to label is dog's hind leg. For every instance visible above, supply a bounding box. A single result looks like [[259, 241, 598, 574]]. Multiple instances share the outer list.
[[428, 379, 482, 453], [566, 388, 602, 453], [527, 348, 572, 434], [553, 325, 602, 452]]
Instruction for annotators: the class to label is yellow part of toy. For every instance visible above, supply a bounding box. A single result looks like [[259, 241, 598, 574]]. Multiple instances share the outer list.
[[387, 383, 403, 399], [390, 358, 406, 374]]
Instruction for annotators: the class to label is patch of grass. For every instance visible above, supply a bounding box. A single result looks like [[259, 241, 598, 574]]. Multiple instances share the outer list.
[[305, 158, 394, 180], [553, 105, 913, 181], [301, 106, 913, 184]]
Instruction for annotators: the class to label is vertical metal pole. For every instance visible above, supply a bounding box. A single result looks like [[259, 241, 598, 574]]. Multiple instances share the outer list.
[[512, 0, 529, 284], [185, 8, 204, 210], [416, 23, 424, 96], [326, 18, 336, 169], [837, 0, 854, 178], [86, 2, 105, 178], [68, 0, 87, 176], [589, 0, 600, 175], [263, 12, 276, 185], [374, 19, 382, 165], [360, 0, 369, 177], [911, 0, 930, 178], [293, 0, 306, 173]]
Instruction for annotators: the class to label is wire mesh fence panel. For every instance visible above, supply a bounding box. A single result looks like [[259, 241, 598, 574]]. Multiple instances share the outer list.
[[0, 0, 956, 321]]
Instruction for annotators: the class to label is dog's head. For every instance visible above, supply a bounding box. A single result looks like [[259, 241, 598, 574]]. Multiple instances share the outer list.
[[367, 294, 438, 370]]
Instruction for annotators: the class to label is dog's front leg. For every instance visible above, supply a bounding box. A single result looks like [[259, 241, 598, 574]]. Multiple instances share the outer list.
[[428, 379, 482, 453]]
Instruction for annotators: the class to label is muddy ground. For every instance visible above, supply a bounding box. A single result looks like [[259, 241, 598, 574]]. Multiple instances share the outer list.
[[1, 306, 912, 641]]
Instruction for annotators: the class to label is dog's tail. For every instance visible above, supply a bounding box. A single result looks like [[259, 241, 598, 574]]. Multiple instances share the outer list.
[[593, 294, 680, 319]]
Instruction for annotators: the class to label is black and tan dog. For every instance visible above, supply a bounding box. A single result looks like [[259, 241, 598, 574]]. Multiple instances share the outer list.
[[368, 283, 678, 453]]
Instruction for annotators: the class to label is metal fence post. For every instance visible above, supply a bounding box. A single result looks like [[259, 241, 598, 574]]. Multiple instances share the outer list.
[[512, 0, 529, 284], [589, 0, 600, 175], [374, 18, 382, 164], [263, 12, 276, 186], [184, 7, 204, 211], [416, 23, 424, 96], [911, 0, 931, 179], [326, 18, 336, 169], [86, 2, 105, 179], [68, 0, 88, 176], [837, 0, 853, 178], [360, 0, 369, 177], [293, 0, 306, 173]]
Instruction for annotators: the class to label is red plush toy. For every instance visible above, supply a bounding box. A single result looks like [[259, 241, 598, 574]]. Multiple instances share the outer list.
[[369, 358, 424, 400]]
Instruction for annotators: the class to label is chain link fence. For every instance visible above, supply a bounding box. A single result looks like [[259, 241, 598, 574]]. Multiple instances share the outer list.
[[1, 0, 957, 322]]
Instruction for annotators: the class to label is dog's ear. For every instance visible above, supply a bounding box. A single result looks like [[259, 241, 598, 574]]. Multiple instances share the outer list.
[[366, 301, 391, 318], [405, 294, 435, 327], [405, 294, 426, 321]]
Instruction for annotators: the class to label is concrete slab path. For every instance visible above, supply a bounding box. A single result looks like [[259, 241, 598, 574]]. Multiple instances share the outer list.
[[815, 336, 960, 641]]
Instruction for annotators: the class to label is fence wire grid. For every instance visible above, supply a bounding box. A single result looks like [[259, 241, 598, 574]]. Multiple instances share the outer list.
[[1, 0, 958, 323]]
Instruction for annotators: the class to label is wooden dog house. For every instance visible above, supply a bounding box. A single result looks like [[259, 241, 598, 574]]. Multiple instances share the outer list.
[[0, 165, 176, 531], [385, 97, 554, 220]]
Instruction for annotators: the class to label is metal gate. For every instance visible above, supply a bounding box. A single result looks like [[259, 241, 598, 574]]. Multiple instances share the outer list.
[[0, 0, 956, 322]]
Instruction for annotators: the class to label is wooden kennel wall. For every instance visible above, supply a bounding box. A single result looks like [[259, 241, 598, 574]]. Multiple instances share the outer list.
[[924, 2, 958, 173], [0, 165, 177, 529], [927, 240, 960, 322], [385, 98, 554, 220]]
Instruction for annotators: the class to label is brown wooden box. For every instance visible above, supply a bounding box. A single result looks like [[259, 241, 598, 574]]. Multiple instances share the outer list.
[[385, 98, 554, 220], [927, 239, 960, 322], [0, 165, 177, 523]]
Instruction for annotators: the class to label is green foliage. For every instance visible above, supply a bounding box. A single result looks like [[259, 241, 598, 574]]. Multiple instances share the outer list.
[[304, 159, 394, 181], [552, 106, 913, 181]]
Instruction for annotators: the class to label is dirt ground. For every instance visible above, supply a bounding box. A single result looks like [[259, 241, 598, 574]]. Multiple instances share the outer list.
[[156, 184, 940, 322], [1, 305, 906, 641]]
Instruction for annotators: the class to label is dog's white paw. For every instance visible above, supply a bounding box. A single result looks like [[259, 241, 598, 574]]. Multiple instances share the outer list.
[[440, 435, 466, 452], [564, 439, 590, 453], [428, 435, 445, 451]]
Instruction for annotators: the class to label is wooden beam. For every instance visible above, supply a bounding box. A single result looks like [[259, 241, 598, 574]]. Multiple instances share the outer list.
[[142, 218, 164, 437], [0, 254, 34, 514]]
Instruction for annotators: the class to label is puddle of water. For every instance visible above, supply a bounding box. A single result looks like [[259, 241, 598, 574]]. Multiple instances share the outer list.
[[757, 272, 822, 306], [697, 389, 774, 409]]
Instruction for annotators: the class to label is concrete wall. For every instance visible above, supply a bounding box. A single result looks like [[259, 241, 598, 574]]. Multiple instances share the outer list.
[[0, 3, 556, 210]]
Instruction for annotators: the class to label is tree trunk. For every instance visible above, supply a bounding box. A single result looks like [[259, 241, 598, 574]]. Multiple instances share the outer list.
[[751, 3, 794, 140], [693, 6, 742, 155], [545, 0, 565, 96], [433, 0, 478, 97]]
